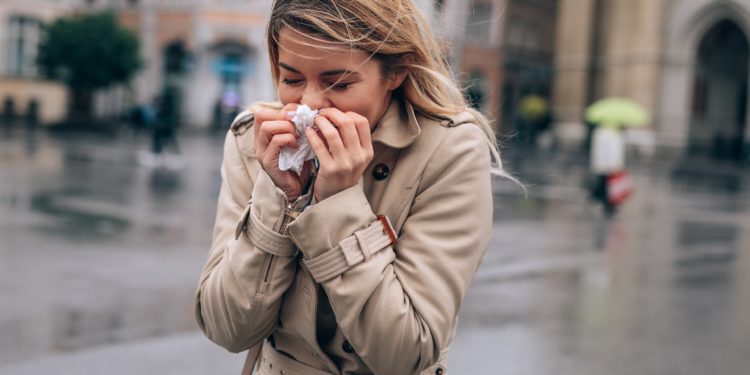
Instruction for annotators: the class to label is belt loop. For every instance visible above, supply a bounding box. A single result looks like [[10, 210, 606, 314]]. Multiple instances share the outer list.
[[354, 230, 371, 260]]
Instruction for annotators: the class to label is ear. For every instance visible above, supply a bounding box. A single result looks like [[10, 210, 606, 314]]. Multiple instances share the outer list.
[[386, 69, 408, 91]]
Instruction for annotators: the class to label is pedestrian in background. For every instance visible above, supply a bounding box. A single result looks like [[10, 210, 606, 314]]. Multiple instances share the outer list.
[[153, 87, 181, 156], [139, 89, 183, 169], [590, 123, 627, 216], [194, 0, 514, 374]]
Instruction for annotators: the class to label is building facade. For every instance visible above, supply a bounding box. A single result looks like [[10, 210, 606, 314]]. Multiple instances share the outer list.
[[111, 0, 273, 129], [555, 0, 750, 160], [451, 0, 558, 133], [114, 0, 457, 129], [113, 0, 476, 129], [1, 0, 273, 128], [0, 0, 80, 124]]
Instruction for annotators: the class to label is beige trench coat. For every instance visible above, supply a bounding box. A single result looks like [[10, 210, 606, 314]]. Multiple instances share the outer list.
[[195, 97, 493, 375]]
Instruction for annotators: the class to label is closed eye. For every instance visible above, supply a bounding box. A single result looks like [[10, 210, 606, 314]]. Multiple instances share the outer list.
[[282, 78, 303, 86], [327, 81, 353, 90]]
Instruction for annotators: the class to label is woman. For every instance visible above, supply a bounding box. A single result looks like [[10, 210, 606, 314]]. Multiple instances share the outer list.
[[195, 1, 511, 374]]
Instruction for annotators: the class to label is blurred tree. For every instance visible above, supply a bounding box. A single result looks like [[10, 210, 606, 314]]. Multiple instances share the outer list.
[[36, 12, 142, 124]]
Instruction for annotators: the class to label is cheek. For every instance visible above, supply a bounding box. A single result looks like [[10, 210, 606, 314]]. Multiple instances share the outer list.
[[342, 86, 389, 124], [328, 94, 367, 113], [277, 86, 299, 105], [328, 95, 375, 122], [329, 85, 386, 119]]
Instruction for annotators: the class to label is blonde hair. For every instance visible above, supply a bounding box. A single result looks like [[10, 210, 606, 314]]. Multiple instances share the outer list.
[[267, 0, 513, 179]]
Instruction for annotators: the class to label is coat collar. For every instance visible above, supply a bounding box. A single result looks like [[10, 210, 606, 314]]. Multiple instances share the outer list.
[[371, 96, 421, 149]]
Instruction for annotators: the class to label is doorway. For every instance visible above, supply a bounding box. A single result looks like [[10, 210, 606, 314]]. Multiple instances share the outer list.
[[689, 19, 749, 161]]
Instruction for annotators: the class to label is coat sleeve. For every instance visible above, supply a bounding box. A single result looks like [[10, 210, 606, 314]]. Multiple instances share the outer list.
[[194, 128, 311, 353], [285, 124, 493, 374]]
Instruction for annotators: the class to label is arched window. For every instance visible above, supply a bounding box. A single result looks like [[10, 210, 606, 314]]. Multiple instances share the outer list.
[[209, 40, 257, 128], [164, 41, 189, 75]]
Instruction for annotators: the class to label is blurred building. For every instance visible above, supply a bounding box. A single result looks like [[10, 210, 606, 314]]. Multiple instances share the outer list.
[[109, 0, 274, 129], [116, 0, 473, 130], [428, 0, 557, 133], [495, 0, 557, 133], [555, 0, 750, 160], [0, 0, 77, 124]]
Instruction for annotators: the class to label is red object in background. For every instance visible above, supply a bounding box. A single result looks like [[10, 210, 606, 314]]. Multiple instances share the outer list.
[[608, 171, 634, 206]]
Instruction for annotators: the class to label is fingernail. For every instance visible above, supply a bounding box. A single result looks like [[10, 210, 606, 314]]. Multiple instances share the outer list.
[[286, 111, 296, 118]]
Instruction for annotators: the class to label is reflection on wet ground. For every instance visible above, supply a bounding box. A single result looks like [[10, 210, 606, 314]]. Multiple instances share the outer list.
[[0, 126, 223, 365], [452, 151, 750, 374], [2, 126, 750, 373]]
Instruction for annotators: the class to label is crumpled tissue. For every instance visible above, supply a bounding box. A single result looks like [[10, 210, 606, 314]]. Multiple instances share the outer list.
[[279, 105, 318, 175]]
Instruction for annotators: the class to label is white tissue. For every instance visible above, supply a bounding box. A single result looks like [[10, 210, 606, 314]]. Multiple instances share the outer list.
[[279, 105, 318, 175]]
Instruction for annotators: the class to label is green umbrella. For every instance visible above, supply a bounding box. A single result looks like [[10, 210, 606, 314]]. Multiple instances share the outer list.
[[585, 97, 650, 127]]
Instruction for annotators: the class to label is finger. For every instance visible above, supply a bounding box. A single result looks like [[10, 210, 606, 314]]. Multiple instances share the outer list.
[[281, 103, 299, 117], [304, 127, 334, 166], [253, 107, 289, 142], [255, 107, 291, 127], [319, 108, 359, 149], [259, 121, 296, 137], [269, 132, 298, 149], [264, 133, 299, 166], [345, 111, 373, 152], [313, 115, 346, 158], [251, 105, 263, 141], [257, 120, 296, 153]]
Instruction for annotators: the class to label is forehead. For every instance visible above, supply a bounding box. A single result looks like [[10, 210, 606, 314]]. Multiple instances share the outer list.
[[277, 27, 373, 70]]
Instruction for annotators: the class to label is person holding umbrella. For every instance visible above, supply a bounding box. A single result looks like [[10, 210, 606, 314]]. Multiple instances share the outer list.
[[585, 97, 647, 216]]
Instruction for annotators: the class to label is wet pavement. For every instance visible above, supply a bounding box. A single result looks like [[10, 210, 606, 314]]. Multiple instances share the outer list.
[[1, 125, 749, 374]]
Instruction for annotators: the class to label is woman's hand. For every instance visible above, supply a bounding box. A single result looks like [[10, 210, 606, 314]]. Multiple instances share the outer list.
[[252, 103, 313, 201], [305, 108, 374, 202]]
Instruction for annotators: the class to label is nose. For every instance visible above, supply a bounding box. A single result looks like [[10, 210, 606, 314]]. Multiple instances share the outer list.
[[300, 85, 331, 110]]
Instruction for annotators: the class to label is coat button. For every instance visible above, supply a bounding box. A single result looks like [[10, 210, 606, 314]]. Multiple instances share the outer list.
[[435, 367, 444, 375], [372, 164, 390, 180], [342, 340, 354, 353]]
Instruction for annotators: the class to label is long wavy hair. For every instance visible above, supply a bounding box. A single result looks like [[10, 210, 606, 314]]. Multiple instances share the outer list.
[[266, 0, 512, 178]]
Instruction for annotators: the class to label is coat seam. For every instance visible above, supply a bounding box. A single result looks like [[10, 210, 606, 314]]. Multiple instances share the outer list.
[[233, 131, 256, 187]]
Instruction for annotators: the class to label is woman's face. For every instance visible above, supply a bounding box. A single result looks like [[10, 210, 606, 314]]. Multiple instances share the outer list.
[[276, 27, 403, 128]]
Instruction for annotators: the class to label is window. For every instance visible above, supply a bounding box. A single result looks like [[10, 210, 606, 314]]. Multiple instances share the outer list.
[[466, 1, 493, 41], [6, 15, 42, 77], [524, 22, 540, 49], [507, 19, 524, 46]]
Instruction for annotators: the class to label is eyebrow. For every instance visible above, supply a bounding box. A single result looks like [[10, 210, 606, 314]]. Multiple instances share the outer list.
[[279, 62, 360, 77]]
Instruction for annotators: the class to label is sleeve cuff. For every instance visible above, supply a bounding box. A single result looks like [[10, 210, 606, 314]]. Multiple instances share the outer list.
[[251, 170, 291, 226], [243, 170, 312, 256], [300, 216, 396, 282], [286, 182, 376, 259]]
